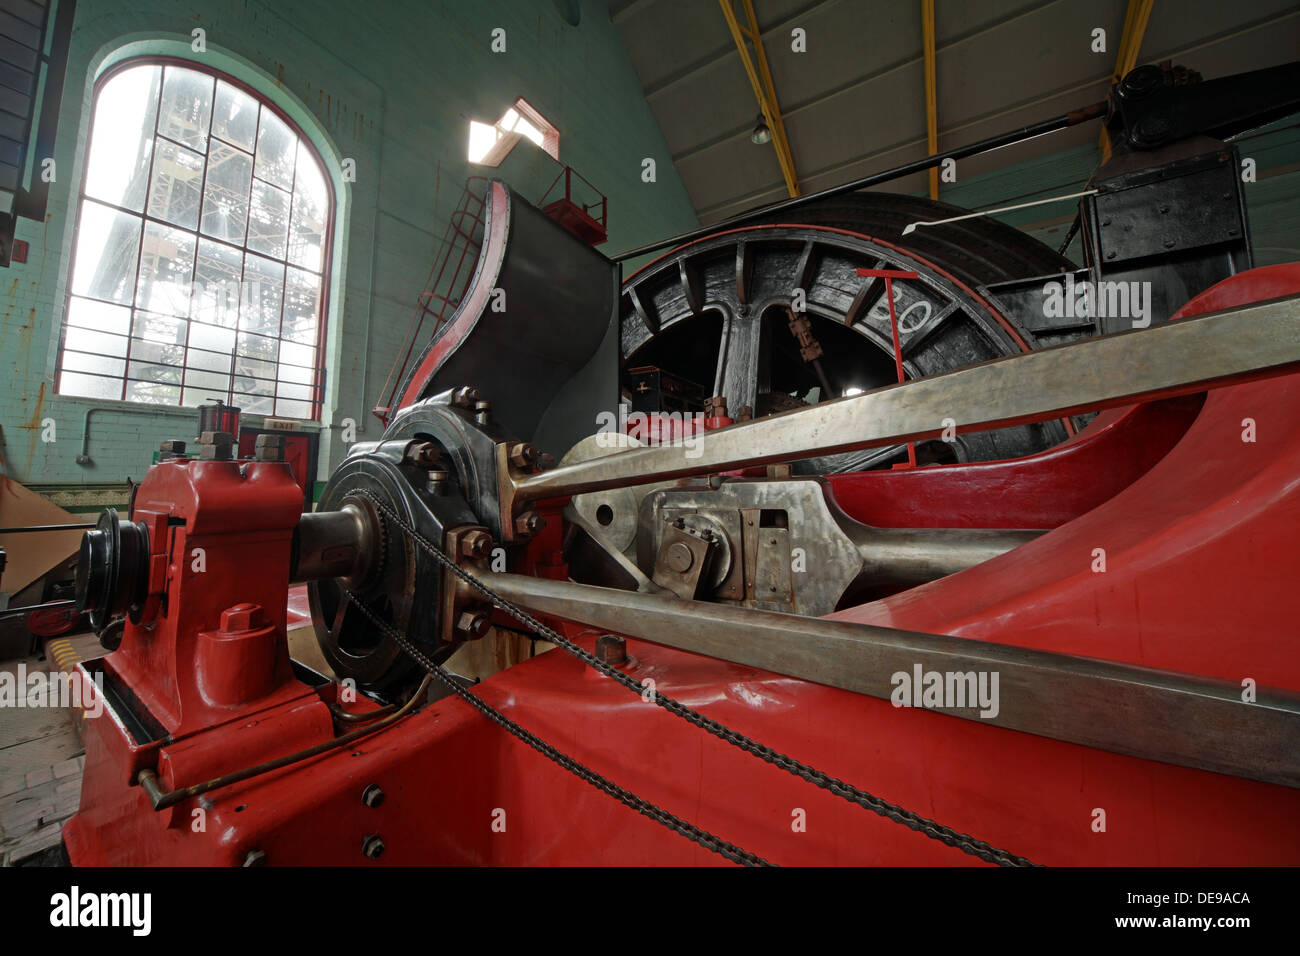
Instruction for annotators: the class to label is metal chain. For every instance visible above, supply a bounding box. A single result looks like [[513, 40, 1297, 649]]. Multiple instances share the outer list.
[[343, 594, 772, 866], [352, 488, 1038, 868]]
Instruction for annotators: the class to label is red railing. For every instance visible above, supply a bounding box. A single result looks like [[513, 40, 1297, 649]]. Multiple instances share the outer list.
[[540, 165, 607, 245], [373, 177, 490, 424]]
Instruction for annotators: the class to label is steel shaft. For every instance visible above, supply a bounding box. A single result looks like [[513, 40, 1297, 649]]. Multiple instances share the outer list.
[[515, 294, 1300, 503]]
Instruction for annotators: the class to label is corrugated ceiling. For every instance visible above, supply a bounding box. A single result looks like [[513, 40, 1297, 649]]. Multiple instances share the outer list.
[[606, 0, 1300, 225]]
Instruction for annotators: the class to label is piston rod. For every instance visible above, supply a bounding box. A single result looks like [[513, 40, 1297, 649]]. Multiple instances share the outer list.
[[512, 294, 1300, 505], [478, 572, 1300, 789]]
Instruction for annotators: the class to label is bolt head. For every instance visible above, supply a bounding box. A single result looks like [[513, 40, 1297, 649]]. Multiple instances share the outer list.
[[406, 441, 441, 468], [460, 529, 492, 559], [457, 611, 491, 638], [221, 603, 263, 632], [594, 634, 628, 666], [452, 386, 482, 408], [362, 834, 385, 860], [361, 784, 385, 808], [514, 511, 545, 536], [508, 442, 538, 470]]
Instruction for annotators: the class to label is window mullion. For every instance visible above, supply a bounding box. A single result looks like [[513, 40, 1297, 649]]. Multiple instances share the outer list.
[[125, 66, 167, 403], [179, 74, 218, 409]]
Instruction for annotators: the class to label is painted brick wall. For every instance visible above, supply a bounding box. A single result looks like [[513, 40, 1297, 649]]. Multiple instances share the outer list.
[[0, 0, 698, 490]]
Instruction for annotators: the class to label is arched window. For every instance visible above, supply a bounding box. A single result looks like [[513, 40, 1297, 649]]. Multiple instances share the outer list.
[[58, 60, 333, 420]]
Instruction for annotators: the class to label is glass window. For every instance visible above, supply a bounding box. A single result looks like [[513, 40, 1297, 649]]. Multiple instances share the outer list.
[[59, 62, 333, 420]]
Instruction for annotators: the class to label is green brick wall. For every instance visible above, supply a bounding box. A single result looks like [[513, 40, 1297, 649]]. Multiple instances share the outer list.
[[0, 0, 699, 491]]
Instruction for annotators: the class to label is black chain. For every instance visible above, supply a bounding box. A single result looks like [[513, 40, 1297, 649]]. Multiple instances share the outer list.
[[344, 594, 772, 866], [352, 488, 1038, 868]]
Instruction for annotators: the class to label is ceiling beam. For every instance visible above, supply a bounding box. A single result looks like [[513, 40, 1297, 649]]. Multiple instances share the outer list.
[[1100, 0, 1155, 161], [718, 0, 801, 197], [922, 0, 938, 200]]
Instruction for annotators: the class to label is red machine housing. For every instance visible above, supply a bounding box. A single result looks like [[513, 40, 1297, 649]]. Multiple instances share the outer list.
[[64, 266, 1300, 866]]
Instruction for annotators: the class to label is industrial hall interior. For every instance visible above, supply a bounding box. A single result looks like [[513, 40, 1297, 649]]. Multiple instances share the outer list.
[[0, 0, 1298, 872]]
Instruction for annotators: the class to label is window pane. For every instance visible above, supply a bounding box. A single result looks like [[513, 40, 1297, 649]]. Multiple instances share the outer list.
[[282, 268, 319, 344], [254, 109, 295, 189], [288, 146, 327, 270], [192, 238, 243, 327], [201, 141, 252, 243], [212, 80, 258, 152], [275, 399, 314, 419], [158, 67, 213, 152], [125, 361, 182, 404], [59, 371, 123, 400], [236, 331, 279, 364], [279, 340, 314, 368], [64, 325, 128, 359], [239, 255, 284, 336], [136, 222, 196, 316], [247, 180, 290, 259], [183, 386, 230, 407], [61, 350, 126, 378], [277, 360, 315, 384], [66, 296, 131, 335], [188, 323, 236, 371], [71, 200, 141, 305], [147, 138, 204, 229], [132, 310, 186, 345], [84, 65, 160, 212]]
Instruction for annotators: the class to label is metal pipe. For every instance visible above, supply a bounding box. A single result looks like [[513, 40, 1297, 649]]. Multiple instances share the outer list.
[[0, 524, 94, 533], [0, 599, 78, 622], [850, 527, 1043, 591], [613, 101, 1108, 262], [513, 294, 1300, 503], [479, 572, 1300, 789], [137, 674, 433, 811]]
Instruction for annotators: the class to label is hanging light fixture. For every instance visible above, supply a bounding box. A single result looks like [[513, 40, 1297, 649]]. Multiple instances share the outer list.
[[750, 113, 772, 145]]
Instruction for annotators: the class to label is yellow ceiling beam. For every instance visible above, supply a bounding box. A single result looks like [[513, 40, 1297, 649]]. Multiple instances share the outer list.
[[922, 0, 938, 200], [1101, 0, 1155, 161], [719, 0, 801, 197]]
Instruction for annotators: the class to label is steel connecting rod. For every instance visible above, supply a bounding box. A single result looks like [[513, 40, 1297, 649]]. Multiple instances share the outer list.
[[480, 572, 1300, 789], [510, 294, 1300, 506]]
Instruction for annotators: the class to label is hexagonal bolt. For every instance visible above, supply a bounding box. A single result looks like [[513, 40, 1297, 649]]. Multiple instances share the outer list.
[[594, 634, 628, 666], [459, 529, 493, 559], [514, 511, 546, 537], [457, 610, 491, 638], [474, 401, 492, 426], [254, 434, 284, 462], [200, 430, 234, 445], [198, 443, 234, 461], [451, 386, 482, 408], [404, 440, 442, 468], [361, 784, 385, 808], [361, 833, 385, 860], [159, 439, 187, 455], [508, 442, 539, 470]]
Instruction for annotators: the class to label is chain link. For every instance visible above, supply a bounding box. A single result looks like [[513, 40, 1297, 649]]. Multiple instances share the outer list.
[[343, 594, 773, 866], [350, 488, 1038, 868]]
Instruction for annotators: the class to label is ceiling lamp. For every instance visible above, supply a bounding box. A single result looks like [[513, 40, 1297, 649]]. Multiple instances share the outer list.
[[750, 114, 771, 145]]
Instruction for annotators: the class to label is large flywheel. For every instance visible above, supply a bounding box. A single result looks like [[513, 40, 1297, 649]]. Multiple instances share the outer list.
[[619, 192, 1082, 470]]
